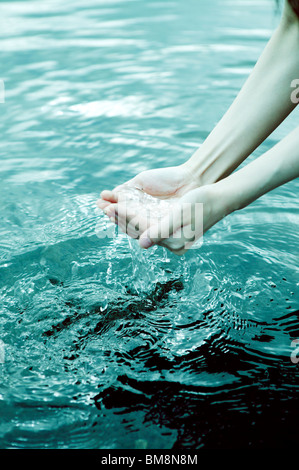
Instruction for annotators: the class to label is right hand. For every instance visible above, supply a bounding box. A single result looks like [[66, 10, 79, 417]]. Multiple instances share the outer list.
[[97, 164, 200, 211], [100, 183, 227, 255]]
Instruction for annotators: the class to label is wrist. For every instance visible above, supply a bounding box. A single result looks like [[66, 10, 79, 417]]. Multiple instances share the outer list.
[[182, 141, 241, 187], [213, 177, 240, 217], [180, 159, 202, 184], [182, 154, 226, 187]]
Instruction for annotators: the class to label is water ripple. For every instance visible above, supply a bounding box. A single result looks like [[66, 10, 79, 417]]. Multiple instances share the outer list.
[[0, 0, 298, 450]]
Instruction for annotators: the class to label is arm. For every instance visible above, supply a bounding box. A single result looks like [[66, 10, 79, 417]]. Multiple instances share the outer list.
[[99, 1, 299, 210], [183, 0, 299, 185], [137, 125, 299, 253], [215, 125, 299, 214]]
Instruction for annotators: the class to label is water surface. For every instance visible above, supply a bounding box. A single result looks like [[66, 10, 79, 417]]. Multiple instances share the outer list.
[[0, 0, 298, 449]]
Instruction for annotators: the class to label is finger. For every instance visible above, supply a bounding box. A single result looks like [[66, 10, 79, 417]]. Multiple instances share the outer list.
[[160, 226, 189, 255], [159, 203, 203, 254], [106, 204, 129, 234], [112, 177, 143, 194], [100, 190, 119, 203], [160, 241, 187, 256], [96, 199, 112, 210], [139, 207, 182, 249], [107, 204, 149, 239]]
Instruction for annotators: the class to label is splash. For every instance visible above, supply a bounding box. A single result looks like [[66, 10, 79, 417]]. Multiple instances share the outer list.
[[116, 185, 174, 220]]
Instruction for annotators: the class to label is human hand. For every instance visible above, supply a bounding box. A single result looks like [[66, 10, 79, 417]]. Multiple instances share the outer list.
[[101, 184, 227, 255], [97, 164, 200, 212]]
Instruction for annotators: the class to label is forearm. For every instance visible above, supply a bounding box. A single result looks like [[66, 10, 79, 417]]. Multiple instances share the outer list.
[[184, 2, 299, 185], [216, 125, 299, 214]]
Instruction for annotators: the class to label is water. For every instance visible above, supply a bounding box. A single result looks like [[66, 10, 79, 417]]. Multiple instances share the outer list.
[[0, 0, 298, 449]]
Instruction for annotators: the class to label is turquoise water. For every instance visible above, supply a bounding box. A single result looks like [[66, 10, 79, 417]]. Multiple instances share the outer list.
[[0, 0, 298, 449]]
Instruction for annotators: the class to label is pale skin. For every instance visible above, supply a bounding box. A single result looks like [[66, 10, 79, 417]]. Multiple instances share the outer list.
[[97, 1, 299, 255]]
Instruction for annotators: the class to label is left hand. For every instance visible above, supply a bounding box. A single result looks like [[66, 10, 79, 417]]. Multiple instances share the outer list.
[[100, 184, 227, 255]]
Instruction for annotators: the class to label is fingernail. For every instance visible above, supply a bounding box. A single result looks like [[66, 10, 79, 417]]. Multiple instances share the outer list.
[[140, 236, 152, 249]]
